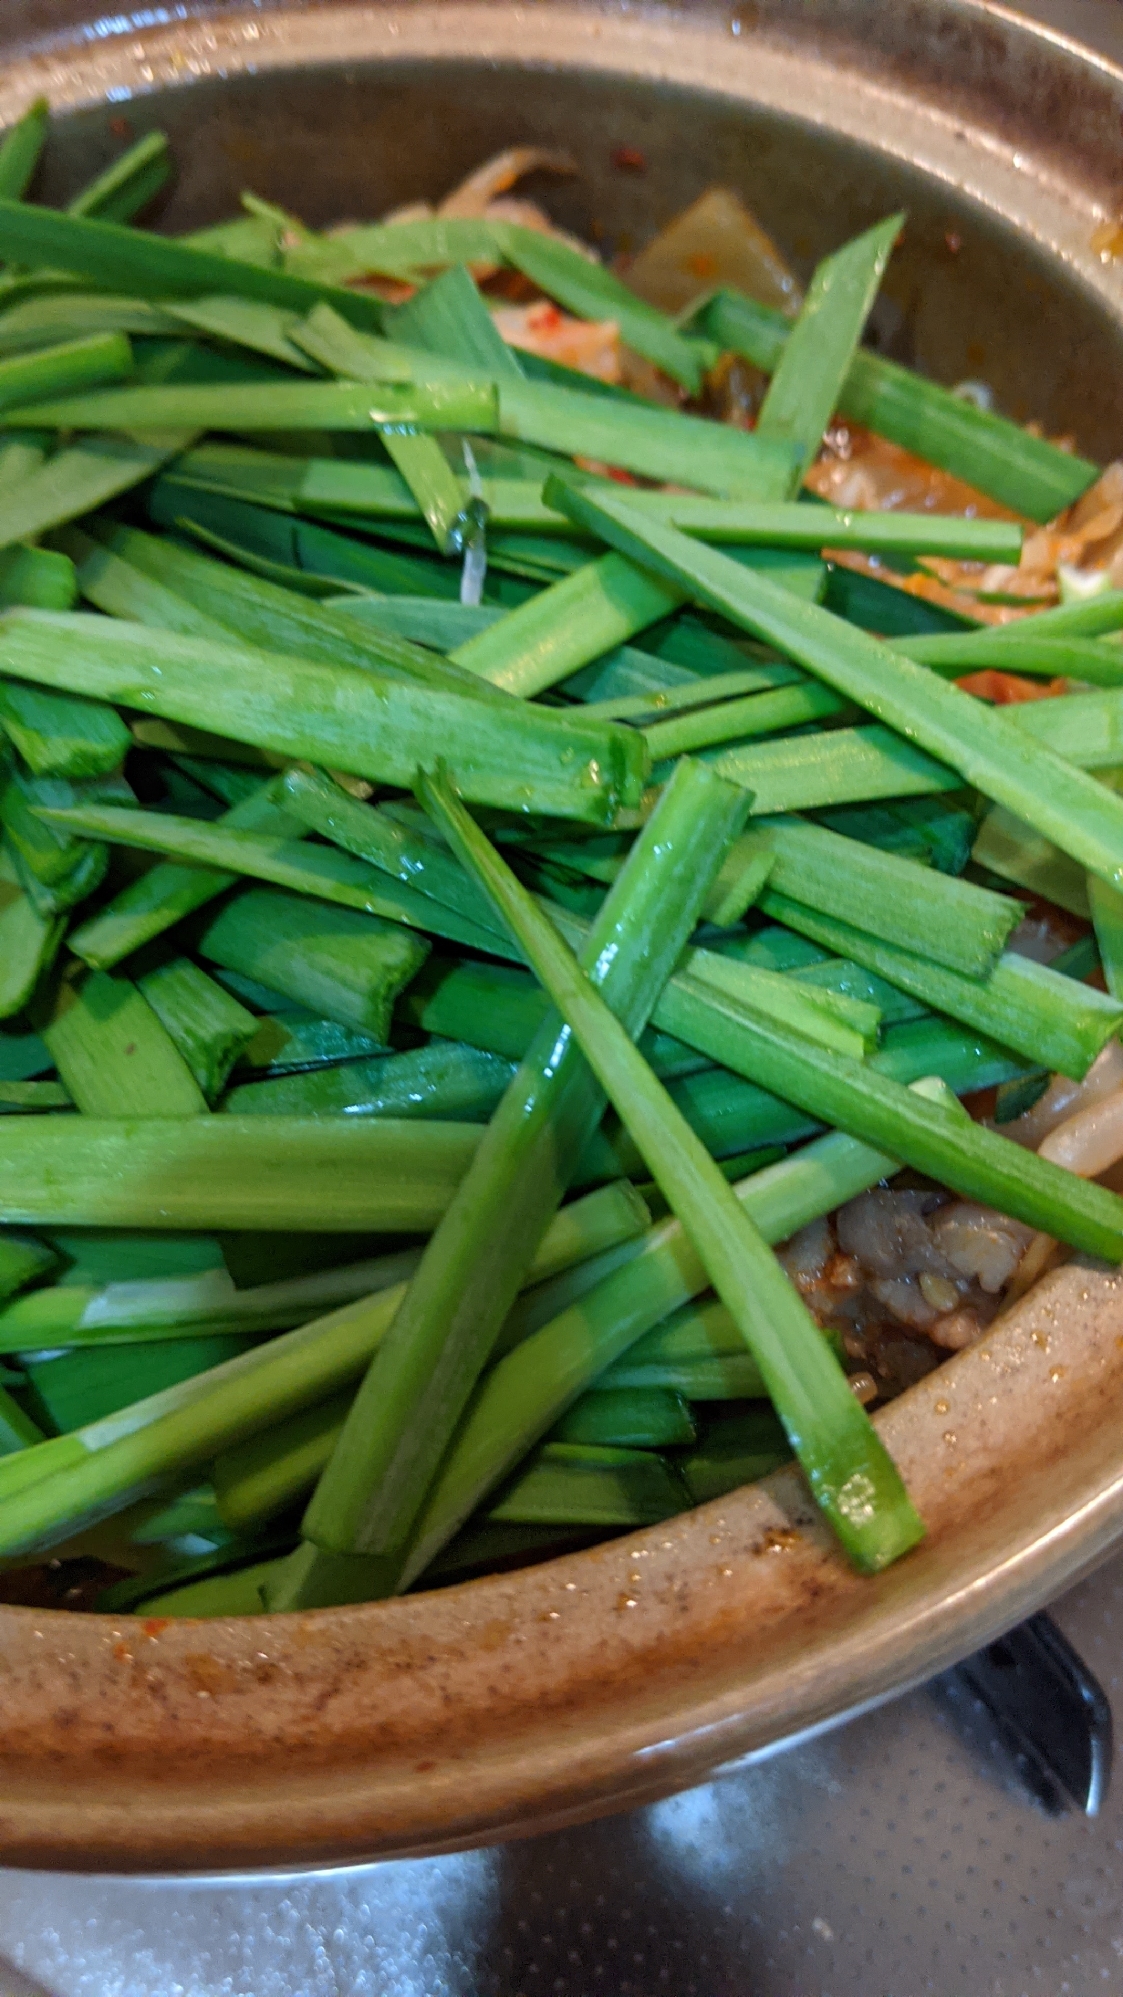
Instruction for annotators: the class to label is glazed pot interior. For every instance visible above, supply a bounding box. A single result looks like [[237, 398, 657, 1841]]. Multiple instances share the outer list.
[[21, 34, 1123, 458]]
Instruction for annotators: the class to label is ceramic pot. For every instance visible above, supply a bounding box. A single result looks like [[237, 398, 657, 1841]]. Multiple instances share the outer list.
[[1, 0, 1122, 1874]]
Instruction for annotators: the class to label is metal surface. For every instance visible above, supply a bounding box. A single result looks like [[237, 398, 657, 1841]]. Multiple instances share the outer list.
[[2, 0, 1123, 1874], [944, 1611, 1113, 1816]]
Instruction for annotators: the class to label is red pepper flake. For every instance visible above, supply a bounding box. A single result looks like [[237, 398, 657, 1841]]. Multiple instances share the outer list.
[[957, 668, 1068, 705], [612, 146, 647, 173], [944, 229, 962, 255], [143, 1617, 171, 1638], [685, 250, 719, 281], [573, 457, 640, 485], [108, 116, 132, 140]]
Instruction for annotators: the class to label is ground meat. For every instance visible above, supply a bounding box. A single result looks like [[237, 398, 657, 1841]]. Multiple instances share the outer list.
[[779, 1185, 1035, 1398], [777, 1213, 833, 1286], [929, 1202, 1035, 1292], [835, 1188, 955, 1279], [868, 1272, 943, 1330]]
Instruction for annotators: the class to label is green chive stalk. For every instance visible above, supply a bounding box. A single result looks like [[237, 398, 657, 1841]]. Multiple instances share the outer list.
[[401, 957, 705, 1080], [900, 591, 1123, 664], [8, 375, 497, 436], [0, 1183, 645, 1360], [39, 804, 514, 956], [386, 262, 526, 375], [0, 677, 131, 779], [215, 1267, 686, 1534], [0, 1180, 644, 1556], [645, 680, 847, 760], [0, 196, 396, 328], [213, 1391, 354, 1534], [146, 481, 468, 599], [609, 1293, 771, 1378], [762, 890, 1123, 1079], [223, 1038, 515, 1122], [685, 947, 880, 1057], [496, 223, 704, 391], [67, 776, 305, 970], [89, 514, 509, 704], [711, 723, 960, 816], [546, 478, 1123, 900], [497, 374, 798, 497], [551, 1385, 696, 1449], [493, 1235, 657, 1358], [221, 1374, 698, 1536], [971, 804, 1090, 919], [0, 100, 50, 202], [0, 295, 181, 351], [137, 958, 260, 1103], [166, 295, 320, 372], [0, 1078, 70, 1111], [0, 331, 134, 413], [0, 882, 62, 1019], [700, 287, 1097, 520], [0, 433, 188, 557], [1002, 690, 1123, 771], [644, 495, 1023, 562], [298, 303, 469, 552], [42, 970, 209, 1119], [1088, 875, 1123, 999], [485, 1441, 686, 1527], [693, 815, 1016, 978], [0, 1114, 483, 1236], [402, 774, 925, 1576], [903, 635, 1123, 687], [648, 966, 1123, 1254], [162, 442, 1025, 559], [220, 1087, 936, 1579], [0, 1385, 44, 1456], [57, 522, 246, 644], [0, 544, 78, 614], [7, 831, 107, 918], [0, 609, 648, 824], [582, 662, 805, 724], [0, 1228, 56, 1304], [1, 758, 118, 889], [268, 756, 752, 1609], [197, 888, 430, 1040], [309, 310, 793, 493], [0, 1248, 425, 1352], [451, 553, 684, 697], [754, 215, 902, 493], [276, 768, 508, 940], [67, 129, 172, 224], [679, 1406, 792, 1504]]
